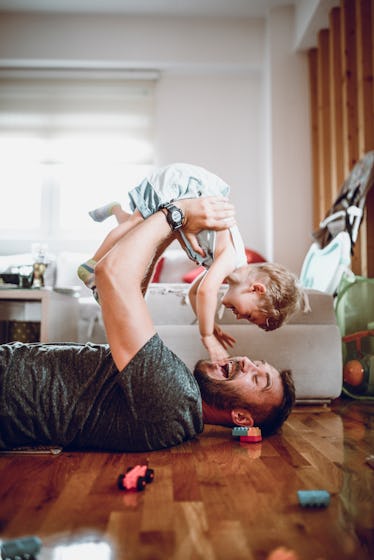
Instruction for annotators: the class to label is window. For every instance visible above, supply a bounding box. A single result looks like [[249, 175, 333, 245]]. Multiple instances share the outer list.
[[0, 72, 156, 254]]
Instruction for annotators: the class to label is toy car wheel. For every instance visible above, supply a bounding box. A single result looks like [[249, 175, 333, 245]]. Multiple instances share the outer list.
[[145, 468, 154, 483], [137, 476, 147, 491], [117, 474, 125, 489]]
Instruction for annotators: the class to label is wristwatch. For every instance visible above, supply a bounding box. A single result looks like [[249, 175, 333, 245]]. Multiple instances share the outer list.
[[160, 202, 185, 231]]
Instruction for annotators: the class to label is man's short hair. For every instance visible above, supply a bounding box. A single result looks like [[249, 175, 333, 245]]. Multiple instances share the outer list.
[[257, 369, 295, 435]]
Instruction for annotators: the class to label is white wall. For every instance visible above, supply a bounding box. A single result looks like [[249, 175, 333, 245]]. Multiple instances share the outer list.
[[0, 12, 264, 69], [265, 6, 312, 273], [0, 8, 312, 274], [154, 73, 266, 256]]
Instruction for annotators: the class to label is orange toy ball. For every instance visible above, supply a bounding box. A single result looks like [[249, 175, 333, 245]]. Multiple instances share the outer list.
[[343, 360, 364, 386]]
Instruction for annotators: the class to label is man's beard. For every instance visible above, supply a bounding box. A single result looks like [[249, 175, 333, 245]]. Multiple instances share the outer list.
[[194, 363, 248, 411]]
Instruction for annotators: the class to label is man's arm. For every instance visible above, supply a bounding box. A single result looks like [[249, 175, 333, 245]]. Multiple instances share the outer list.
[[94, 197, 236, 371]]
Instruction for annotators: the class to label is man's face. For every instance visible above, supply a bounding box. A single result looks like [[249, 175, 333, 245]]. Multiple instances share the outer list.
[[193, 356, 283, 418]]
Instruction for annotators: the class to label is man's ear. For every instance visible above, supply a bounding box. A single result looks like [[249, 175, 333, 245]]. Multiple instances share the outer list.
[[231, 409, 254, 426], [249, 282, 267, 294]]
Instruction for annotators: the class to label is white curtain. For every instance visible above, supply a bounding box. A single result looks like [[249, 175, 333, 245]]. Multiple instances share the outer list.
[[0, 74, 156, 162], [0, 72, 157, 251]]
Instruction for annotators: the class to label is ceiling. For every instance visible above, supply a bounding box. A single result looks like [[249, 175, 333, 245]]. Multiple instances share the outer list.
[[0, 0, 299, 18]]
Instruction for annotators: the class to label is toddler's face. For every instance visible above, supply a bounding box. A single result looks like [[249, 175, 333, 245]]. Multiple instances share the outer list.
[[221, 283, 267, 327]]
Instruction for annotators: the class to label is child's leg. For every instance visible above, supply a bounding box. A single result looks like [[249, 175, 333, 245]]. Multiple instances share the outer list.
[[77, 258, 97, 291], [112, 205, 130, 224], [93, 210, 143, 261]]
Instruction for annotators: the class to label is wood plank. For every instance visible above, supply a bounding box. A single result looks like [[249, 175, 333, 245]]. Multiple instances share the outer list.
[[356, 0, 374, 276], [309, 1, 373, 273], [308, 48, 321, 230], [341, 0, 360, 174], [369, 0, 374, 277], [341, 0, 363, 273], [329, 7, 345, 198], [317, 29, 332, 218], [208, 520, 254, 560], [356, 0, 374, 155]]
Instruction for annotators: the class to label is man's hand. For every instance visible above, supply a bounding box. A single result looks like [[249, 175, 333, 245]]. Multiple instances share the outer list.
[[179, 196, 236, 232], [178, 196, 236, 256]]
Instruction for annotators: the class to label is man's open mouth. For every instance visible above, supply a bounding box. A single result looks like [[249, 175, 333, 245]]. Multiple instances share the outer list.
[[221, 361, 233, 379]]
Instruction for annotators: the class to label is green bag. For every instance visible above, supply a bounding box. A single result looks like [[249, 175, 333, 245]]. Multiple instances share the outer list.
[[335, 273, 374, 399]]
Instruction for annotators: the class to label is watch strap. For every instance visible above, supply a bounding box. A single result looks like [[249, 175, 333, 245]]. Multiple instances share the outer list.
[[159, 201, 184, 231]]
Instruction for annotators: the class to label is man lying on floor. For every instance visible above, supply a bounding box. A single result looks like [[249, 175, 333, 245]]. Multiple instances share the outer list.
[[0, 197, 295, 452]]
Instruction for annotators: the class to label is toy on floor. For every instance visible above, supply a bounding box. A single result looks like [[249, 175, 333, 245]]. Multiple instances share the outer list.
[[0, 535, 42, 559], [232, 426, 262, 442], [342, 329, 374, 396], [297, 490, 330, 507], [117, 464, 155, 492]]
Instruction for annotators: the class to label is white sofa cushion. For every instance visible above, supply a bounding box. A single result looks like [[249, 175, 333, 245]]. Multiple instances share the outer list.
[[157, 324, 342, 402], [55, 251, 92, 296]]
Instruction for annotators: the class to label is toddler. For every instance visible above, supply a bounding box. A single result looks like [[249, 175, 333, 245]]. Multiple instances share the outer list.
[[78, 163, 309, 362]]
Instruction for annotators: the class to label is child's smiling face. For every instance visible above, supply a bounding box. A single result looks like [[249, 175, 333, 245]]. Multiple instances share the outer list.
[[221, 282, 267, 327]]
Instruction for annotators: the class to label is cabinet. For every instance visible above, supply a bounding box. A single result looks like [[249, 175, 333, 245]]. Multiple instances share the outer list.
[[0, 288, 78, 343]]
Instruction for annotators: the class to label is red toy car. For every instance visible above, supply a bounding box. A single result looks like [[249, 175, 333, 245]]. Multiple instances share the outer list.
[[117, 464, 155, 491]]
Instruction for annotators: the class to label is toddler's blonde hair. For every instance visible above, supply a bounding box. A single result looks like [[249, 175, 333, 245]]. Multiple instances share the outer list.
[[247, 262, 310, 331]]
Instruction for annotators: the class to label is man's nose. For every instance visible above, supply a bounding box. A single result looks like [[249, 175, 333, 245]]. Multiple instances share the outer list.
[[241, 357, 254, 370], [246, 358, 264, 374]]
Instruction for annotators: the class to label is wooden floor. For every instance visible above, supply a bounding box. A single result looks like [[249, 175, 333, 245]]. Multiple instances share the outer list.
[[0, 398, 373, 560]]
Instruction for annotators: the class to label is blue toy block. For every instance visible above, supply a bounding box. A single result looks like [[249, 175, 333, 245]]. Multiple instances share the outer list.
[[0, 536, 42, 559], [232, 426, 250, 436], [297, 490, 331, 507]]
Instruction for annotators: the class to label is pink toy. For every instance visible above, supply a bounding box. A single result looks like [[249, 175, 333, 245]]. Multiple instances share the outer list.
[[239, 427, 262, 443], [117, 464, 155, 491]]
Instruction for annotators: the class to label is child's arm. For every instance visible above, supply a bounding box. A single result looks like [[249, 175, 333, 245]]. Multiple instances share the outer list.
[[189, 276, 236, 350], [188, 269, 207, 316], [195, 245, 237, 362]]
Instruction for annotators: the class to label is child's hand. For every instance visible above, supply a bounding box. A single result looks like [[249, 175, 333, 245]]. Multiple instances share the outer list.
[[201, 334, 229, 363], [213, 324, 236, 349]]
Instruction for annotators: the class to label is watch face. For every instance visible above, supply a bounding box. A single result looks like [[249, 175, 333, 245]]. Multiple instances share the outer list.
[[171, 209, 182, 222]]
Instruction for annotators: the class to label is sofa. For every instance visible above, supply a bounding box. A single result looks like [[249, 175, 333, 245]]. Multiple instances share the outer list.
[[0, 249, 343, 403]]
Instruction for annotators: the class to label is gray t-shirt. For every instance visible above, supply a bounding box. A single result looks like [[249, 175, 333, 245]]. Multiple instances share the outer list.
[[0, 334, 203, 451]]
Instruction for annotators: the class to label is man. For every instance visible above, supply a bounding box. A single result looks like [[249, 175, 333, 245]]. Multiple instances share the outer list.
[[0, 197, 295, 452]]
